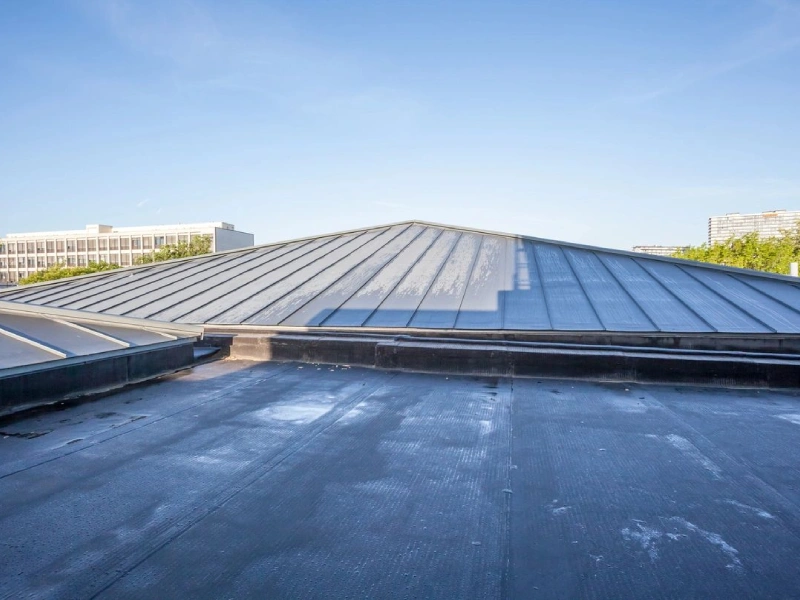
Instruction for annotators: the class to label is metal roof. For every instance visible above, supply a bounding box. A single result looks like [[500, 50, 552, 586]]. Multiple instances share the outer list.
[[2, 221, 800, 334], [0, 300, 201, 373]]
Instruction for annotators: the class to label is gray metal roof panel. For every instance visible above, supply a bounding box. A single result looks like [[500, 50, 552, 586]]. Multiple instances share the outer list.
[[0, 301, 201, 373], [2, 221, 800, 335]]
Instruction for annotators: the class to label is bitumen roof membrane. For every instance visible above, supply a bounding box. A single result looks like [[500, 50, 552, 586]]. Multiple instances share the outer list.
[[2, 360, 800, 598]]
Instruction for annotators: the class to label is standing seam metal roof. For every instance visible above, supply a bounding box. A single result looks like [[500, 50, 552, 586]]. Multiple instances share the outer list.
[[2, 221, 800, 334]]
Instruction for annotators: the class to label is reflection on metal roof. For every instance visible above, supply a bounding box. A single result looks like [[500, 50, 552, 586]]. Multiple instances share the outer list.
[[0, 300, 201, 372], [2, 221, 800, 334]]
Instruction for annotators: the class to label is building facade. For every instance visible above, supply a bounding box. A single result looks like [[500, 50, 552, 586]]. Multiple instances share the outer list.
[[708, 210, 800, 244], [631, 245, 688, 257], [0, 222, 254, 284]]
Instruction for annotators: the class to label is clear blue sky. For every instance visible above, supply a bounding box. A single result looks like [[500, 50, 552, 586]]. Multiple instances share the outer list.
[[1, 0, 799, 249]]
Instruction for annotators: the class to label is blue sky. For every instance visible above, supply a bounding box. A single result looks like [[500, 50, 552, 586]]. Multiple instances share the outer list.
[[1, 0, 799, 249]]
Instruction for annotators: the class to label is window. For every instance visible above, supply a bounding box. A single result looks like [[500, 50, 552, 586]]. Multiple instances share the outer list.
[[120, 238, 130, 250], [98, 238, 108, 250], [109, 238, 119, 250], [0, 243, 5, 254], [47, 257, 55, 266], [120, 254, 131, 266], [88, 254, 97, 263], [67, 240, 76, 252], [178, 234, 189, 244], [66, 257, 76, 266], [154, 236, 166, 248], [27, 242, 35, 253], [110, 253, 119, 264], [17, 243, 25, 253], [56, 240, 65, 252], [131, 237, 141, 249], [77, 240, 87, 252], [27, 258, 35, 268], [142, 237, 152, 249], [36, 241, 45, 253], [167, 235, 177, 245], [7, 244, 15, 254], [0, 259, 5, 268], [88, 239, 96, 251], [100, 254, 108, 263], [77, 256, 87, 266], [37, 258, 45, 268], [46, 241, 54, 252]]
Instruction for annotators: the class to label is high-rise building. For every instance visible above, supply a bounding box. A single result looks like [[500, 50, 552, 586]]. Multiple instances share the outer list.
[[0, 222, 254, 284], [708, 210, 800, 244]]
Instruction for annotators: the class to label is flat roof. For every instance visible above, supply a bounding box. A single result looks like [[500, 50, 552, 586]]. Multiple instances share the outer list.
[[0, 361, 798, 597], [3, 220, 800, 335]]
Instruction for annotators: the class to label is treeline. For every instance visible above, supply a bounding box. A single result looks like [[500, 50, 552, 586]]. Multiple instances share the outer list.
[[672, 225, 800, 275], [19, 235, 212, 285]]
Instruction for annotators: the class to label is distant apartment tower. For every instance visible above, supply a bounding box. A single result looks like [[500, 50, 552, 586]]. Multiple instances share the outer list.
[[708, 210, 800, 244], [0, 222, 254, 284], [631, 245, 688, 257]]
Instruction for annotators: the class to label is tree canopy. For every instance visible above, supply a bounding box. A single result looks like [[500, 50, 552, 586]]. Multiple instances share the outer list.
[[672, 225, 800, 275], [135, 235, 212, 265], [19, 262, 120, 285]]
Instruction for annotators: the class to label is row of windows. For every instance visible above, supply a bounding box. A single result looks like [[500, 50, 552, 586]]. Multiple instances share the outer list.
[[0, 234, 202, 254], [0, 253, 141, 268]]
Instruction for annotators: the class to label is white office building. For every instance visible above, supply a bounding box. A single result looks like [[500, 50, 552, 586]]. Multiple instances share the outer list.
[[708, 210, 800, 244], [0, 222, 254, 284], [631, 245, 689, 257]]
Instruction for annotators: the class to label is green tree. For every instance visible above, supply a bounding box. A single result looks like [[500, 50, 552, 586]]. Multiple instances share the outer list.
[[672, 225, 800, 275], [19, 261, 120, 285], [135, 235, 213, 265]]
